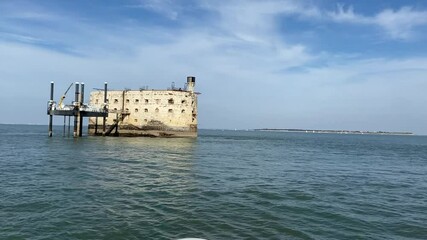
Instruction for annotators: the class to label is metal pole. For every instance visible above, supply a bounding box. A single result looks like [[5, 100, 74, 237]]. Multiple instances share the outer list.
[[95, 117, 98, 134], [48, 81, 54, 137], [68, 116, 71, 137], [79, 82, 85, 137], [73, 82, 80, 137], [103, 82, 107, 136], [63, 116, 66, 137]]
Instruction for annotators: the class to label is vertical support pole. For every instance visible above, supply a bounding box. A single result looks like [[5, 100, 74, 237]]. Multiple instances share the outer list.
[[63, 116, 66, 137], [48, 81, 54, 137], [68, 116, 71, 137], [79, 82, 85, 137], [103, 82, 108, 136], [95, 117, 98, 134], [115, 112, 119, 135], [73, 82, 80, 138]]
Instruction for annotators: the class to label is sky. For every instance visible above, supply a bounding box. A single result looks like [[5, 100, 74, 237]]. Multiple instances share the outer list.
[[1, 0, 427, 134]]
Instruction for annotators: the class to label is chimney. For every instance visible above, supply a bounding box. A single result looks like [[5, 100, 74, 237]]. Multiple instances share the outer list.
[[186, 76, 195, 93]]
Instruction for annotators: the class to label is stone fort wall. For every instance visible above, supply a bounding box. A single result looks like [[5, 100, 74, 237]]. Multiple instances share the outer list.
[[87, 88, 198, 137]]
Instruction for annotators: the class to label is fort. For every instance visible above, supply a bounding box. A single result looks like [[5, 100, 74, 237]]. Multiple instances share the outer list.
[[47, 76, 198, 138]]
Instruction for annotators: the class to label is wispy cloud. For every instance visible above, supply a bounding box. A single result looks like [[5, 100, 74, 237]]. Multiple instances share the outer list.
[[328, 4, 370, 24], [128, 0, 180, 20], [0, 32, 45, 44], [329, 4, 427, 40], [205, 0, 319, 39], [375, 7, 427, 39], [1, 1, 427, 132], [0, 1, 62, 21]]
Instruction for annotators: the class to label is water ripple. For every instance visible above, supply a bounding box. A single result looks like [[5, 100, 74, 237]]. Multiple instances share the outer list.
[[1, 126, 427, 239]]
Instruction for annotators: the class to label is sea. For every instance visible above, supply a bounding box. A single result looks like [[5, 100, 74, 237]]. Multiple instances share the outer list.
[[1, 124, 426, 240]]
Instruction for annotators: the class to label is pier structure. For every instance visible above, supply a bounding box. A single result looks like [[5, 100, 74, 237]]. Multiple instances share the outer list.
[[47, 82, 108, 137]]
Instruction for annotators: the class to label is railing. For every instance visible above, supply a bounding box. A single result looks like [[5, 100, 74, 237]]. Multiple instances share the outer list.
[[80, 105, 107, 113], [47, 101, 108, 114]]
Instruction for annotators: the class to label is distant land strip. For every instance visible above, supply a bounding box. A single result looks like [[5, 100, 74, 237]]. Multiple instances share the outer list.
[[254, 128, 413, 135]]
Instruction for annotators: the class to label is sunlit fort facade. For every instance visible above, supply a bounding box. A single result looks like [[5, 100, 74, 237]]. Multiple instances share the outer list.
[[88, 76, 198, 137]]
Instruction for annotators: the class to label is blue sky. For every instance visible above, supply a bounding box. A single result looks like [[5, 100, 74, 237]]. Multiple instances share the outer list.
[[1, 0, 427, 133]]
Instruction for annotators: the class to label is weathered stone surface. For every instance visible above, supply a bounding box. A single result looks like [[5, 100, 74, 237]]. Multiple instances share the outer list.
[[88, 88, 198, 137]]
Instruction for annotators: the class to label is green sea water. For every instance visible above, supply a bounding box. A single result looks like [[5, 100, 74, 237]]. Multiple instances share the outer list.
[[1, 124, 426, 239]]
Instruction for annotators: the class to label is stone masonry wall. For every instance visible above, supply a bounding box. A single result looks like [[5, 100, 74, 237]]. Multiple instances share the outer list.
[[88, 89, 198, 137]]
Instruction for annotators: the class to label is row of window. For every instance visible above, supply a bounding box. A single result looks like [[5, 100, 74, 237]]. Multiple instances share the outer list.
[[133, 118, 195, 122], [134, 119, 148, 123], [132, 117, 195, 123], [95, 98, 187, 104], [112, 108, 186, 113]]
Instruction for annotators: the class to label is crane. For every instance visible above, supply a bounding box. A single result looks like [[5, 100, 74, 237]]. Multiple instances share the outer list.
[[58, 83, 74, 109]]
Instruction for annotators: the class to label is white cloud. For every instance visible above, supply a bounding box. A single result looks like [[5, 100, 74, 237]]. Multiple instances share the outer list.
[[1, 1, 427, 133], [328, 4, 370, 24], [205, 0, 319, 40], [328, 5, 427, 40], [2, 37, 427, 133], [130, 0, 179, 20], [196, 0, 318, 70], [0, 1, 63, 21], [375, 7, 427, 39], [0, 32, 46, 44]]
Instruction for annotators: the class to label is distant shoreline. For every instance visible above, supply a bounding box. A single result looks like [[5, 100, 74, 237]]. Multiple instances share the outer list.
[[0, 124, 417, 136], [254, 128, 413, 135]]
